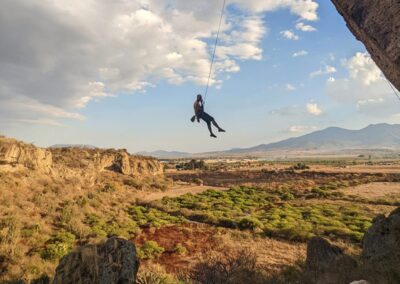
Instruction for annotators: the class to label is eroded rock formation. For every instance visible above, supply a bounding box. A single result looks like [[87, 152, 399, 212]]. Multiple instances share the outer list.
[[53, 237, 139, 284], [0, 135, 163, 178], [0, 136, 52, 173], [331, 0, 400, 90]]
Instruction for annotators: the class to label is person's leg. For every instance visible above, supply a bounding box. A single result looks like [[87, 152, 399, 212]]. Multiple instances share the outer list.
[[212, 119, 225, 132], [207, 121, 217, 137]]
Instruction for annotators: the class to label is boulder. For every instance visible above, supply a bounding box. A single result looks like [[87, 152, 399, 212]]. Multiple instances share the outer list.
[[362, 207, 400, 277], [305, 237, 357, 284], [331, 0, 400, 91], [53, 237, 139, 284]]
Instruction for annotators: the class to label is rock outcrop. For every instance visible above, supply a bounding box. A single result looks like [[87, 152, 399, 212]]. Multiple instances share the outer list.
[[304, 207, 400, 284], [362, 208, 400, 278], [331, 0, 400, 90], [0, 135, 164, 178], [50, 147, 164, 178], [0, 136, 52, 173], [305, 237, 357, 284], [53, 237, 139, 284]]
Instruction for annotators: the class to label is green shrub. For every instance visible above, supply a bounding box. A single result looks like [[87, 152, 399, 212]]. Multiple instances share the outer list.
[[174, 243, 187, 255], [128, 205, 185, 228], [84, 213, 138, 238], [21, 223, 41, 238], [238, 217, 263, 230], [137, 241, 165, 260], [41, 230, 76, 260]]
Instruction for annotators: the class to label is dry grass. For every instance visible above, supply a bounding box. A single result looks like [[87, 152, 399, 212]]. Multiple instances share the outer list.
[[339, 182, 400, 199], [0, 169, 167, 282]]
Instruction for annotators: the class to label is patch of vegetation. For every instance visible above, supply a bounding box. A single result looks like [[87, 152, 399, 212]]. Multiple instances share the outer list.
[[128, 205, 186, 228], [262, 204, 371, 242], [191, 249, 267, 284], [84, 213, 139, 238], [137, 240, 165, 260], [173, 243, 187, 255], [41, 230, 76, 260], [290, 163, 310, 170], [154, 187, 373, 242], [176, 159, 208, 171]]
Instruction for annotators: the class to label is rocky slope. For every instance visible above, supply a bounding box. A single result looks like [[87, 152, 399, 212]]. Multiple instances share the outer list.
[[331, 0, 400, 90]]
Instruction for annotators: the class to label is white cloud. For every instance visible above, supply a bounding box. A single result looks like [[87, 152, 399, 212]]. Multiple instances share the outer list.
[[345, 52, 382, 85], [310, 65, 337, 78], [281, 30, 299, 40], [293, 50, 308, 57], [306, 103, 322, 116], [326, 52, 399, 117], [232, 0, 319, 21], [289, 125, 317, 133], [286, 84, 296, 91], [295, 22, 316, 32], [0, 0, 319, 125]]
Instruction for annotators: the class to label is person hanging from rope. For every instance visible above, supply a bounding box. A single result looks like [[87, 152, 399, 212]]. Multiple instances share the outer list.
[[191, 94, 225, 138]]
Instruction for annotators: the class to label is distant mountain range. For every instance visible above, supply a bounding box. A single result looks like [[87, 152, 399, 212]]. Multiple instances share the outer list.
[[137, 124, 400, 159]]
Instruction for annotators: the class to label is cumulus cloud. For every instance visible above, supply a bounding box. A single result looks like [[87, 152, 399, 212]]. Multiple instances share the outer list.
[[306, 102, 322, 116], [232, 0, 319, 21], [289, 125, 317, 133], [326, 52, 399, 116], [295, 22, 317, 32], [293, 50, 308, 57], [0, 0, 319, 125], [280, 30, 300, 40], [310, 65, 337, 78]]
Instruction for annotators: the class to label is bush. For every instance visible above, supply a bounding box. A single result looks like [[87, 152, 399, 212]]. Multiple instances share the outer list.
[[174, 243, 187, 255], [136, 272, 168, 284], [291, 163, 310, 170], [137, 241, 165, 260], [238, 217, 262, 231], [41, 230, 76, 260], [84, 213, 138, 238], [190, 249, 267, 284], [128, 205, 185, 228]]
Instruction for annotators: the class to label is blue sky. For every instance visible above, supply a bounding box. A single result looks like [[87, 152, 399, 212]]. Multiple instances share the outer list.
[[1, 0, 398, 153]]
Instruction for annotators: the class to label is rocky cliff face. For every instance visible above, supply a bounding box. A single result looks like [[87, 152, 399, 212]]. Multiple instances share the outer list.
[[0, 136, 52, 173], [0, 136, 163, 178], [50, 147, 163, 179], [331, 0, 400, 90]]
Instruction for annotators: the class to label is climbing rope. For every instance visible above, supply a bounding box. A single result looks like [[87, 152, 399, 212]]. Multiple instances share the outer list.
[[385, 77, 400, 102], [203, 0, 227, 105]]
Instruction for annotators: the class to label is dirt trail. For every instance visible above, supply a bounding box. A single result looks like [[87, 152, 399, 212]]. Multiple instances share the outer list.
[[135, 185, 228, 202]]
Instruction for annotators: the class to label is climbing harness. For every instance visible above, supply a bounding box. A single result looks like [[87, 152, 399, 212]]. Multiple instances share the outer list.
[[203, 0, 227, 105]]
